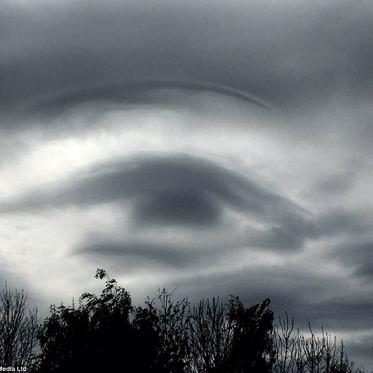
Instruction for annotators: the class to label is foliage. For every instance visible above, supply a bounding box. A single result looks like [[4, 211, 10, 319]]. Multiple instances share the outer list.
[[134, 288, 190, 372], [188, 296, 274, 373], [34, 271, 276, 373], [36, 269, 139, 372], [0, 269, 361, 373], [227, 297, 274, 373]]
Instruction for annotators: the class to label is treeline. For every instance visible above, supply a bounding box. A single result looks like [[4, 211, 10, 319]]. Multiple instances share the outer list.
[[0, 269, 365, 373]]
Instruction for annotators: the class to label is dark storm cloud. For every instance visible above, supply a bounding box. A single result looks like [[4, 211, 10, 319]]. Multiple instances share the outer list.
[[172, 265, 373, 367], [75, 205, 373, 274], [316, 209, 371, 238], [77, 240, 196, 269], [175, 266, 373, 331], [299, 298, 373, 331], [75, 238, 236, 271], [77, 238, 336, 324], [5, 152, 369, 258], [355, 262, 373, 279], [134, 188, 221, 227], [0, 153, 309, 231], [1, 0, 373, 118], [80, 237, 373, 340], [324, 239, 373, 281]]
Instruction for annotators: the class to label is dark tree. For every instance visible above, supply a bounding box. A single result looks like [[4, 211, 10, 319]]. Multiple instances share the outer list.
[[36, 269, 157, 372], [188, 297, 234, 372], [34, 269, 363, 373], [273, 313, 361, 373], [226, 297, 274, 373], [134, 288, 190, 372], [188, 297, 274, 373], [0, 284, 38, 368]]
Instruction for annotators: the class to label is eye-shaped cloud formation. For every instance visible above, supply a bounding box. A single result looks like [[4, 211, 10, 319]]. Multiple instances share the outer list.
[[2, 0, 373, 369], [0, 154, 308, 230]]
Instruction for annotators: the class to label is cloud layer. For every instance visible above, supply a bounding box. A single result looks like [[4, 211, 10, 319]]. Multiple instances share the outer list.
[[1, 0, 373, 369]]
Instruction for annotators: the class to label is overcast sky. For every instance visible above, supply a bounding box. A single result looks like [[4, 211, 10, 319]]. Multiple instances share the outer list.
[[1, 0, 373, 368]]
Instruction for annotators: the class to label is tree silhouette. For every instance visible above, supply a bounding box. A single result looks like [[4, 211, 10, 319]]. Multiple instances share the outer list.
[[226, 297, 274, 373], [188, 296, 274, 373], [134, 288, 190, 372], [188, 297, 233, 372], [36, 269, 157, 372], [0, 284, 38, 368], [273, 313, 360, 373], [32, 270, 365, 373]]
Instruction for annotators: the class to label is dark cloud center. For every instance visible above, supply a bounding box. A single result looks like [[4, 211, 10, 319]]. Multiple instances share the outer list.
[[134, 189, 221, 227], [0, 154, 307, 231]]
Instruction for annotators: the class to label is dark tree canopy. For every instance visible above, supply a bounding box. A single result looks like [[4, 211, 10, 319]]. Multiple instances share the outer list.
[[188, 296, 273, 373], [34, 270, 276, 373], [227, 297, 274, 373], [36, 270, 150, 372], [16, 269, 361, 373]]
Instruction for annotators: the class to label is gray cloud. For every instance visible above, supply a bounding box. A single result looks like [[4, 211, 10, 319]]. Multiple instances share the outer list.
[[133, 188, 221, 227], [324, 240, 373, 282], [355, 262, 373, 280], [76, 238, 226, 272], [3, 81, 270, 137], [173, 266, 373, 332], [2, 0, 373, 117], [0, 154, 309, 231], [316, 209, 372, 238], [28, 80, 271, 116], [1, 0, 373, 369]]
